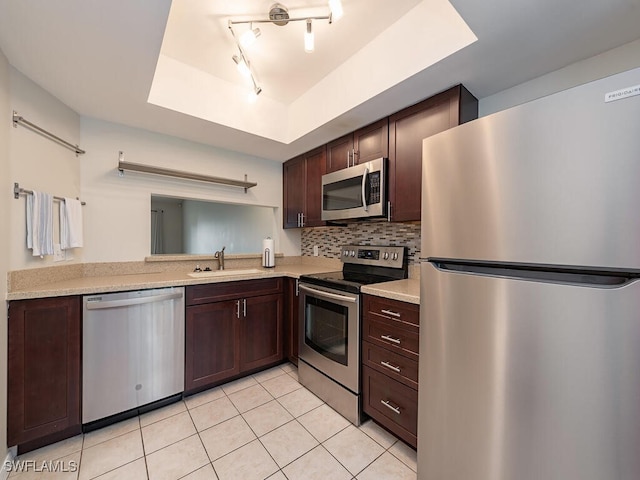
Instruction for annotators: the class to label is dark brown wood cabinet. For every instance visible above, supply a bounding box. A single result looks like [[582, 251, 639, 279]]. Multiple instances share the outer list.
[[8, 296, 82, 453], [284, 278, 299, 365], [283, 146, 326, 228], [186, 300, 240, 391], [240, 293, 283, 372], [326, 119, 389, 173], [362, 294, 420, 448], [388, 84, 478, 222], [185, 278, 284, 393]]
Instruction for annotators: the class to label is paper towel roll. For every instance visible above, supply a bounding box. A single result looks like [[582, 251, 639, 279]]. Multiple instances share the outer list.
[[262, 237, 275, 268]]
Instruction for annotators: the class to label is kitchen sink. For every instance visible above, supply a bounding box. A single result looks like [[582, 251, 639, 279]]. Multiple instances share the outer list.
[[187, 268, 264, 278]]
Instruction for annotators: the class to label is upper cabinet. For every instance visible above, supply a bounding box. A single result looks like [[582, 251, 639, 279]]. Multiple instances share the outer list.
[[283, 145, 326, 229], [388, 85, 478, 222], [283, 84, 477, 227], [326, 119, 389, 174]]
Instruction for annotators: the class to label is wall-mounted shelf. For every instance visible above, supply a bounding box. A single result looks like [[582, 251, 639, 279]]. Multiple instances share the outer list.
[[117, 152, 257, 193]]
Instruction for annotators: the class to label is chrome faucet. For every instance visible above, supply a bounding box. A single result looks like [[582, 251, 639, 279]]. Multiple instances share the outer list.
[[214, 246, 226, 270]]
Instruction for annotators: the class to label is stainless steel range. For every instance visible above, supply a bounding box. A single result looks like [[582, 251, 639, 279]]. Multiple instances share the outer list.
[[298, 245, 408, 425]]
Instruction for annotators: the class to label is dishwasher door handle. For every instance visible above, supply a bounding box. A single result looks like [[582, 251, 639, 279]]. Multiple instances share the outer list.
[[85, 292, 183, 310]]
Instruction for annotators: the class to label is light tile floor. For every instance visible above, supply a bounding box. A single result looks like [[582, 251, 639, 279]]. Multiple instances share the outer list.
[[8, 363, 417, 480]]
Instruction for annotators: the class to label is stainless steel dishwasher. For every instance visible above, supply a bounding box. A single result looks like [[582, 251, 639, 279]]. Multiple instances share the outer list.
[[82, 287, 185, 426]]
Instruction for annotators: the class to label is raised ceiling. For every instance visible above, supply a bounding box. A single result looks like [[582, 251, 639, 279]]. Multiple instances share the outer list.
[[149, 0, 476, 144], [0, 1, 639, 161]]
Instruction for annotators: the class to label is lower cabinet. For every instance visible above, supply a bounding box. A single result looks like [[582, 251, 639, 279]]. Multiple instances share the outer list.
[[240, 294, 283, 372], [362, 294, 419, 448], [185, 278, 284, 393], [8, 296, 82, 453], [185, 300, 240, 390]]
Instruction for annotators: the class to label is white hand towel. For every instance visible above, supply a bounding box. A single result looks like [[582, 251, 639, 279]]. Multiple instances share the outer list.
[[60, 197, 84, 249], [26, 191, 54, 257]]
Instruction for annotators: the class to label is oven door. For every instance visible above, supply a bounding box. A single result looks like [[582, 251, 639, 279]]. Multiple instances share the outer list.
[[298, 283, 360, 393]]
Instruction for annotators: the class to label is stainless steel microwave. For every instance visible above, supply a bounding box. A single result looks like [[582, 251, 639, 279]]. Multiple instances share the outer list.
[[321, 157, 387, 221]]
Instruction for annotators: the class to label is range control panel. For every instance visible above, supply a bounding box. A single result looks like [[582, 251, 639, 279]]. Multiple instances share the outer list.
[[340, 245, 406, 269]]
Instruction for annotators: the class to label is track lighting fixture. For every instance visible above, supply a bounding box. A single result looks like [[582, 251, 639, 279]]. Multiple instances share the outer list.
[[239, 27, 261, 48], [232, 54, 251, 78], [329, 0, 344, 21], [304, 19, 314, 53], [228, 1, 344, 96]]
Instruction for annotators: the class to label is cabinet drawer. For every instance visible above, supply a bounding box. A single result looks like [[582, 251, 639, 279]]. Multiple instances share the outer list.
[[364, 315, 419, 360], [362, 341, 418, 389], [362, 365, 417, 448], [186, 277, 283, 305], [364, 294, 419, 327]]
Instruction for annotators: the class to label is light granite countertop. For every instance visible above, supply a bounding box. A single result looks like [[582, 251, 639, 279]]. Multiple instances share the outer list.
[[7, 263, 421, 305], [361, 278, 420, 305], [6, 264, 336, 301]]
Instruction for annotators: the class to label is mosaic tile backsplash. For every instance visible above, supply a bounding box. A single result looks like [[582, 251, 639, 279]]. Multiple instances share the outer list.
[[301, 222, 421, 264]]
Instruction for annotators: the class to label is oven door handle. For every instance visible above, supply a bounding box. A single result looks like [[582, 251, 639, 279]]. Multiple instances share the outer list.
[[299, 284, 358, 304]]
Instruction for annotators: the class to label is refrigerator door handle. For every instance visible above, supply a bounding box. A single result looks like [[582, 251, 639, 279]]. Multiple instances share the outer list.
[[431, 260, 638, 288]]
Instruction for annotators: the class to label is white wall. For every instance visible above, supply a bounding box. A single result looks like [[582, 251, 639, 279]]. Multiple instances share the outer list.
[[80, 118, 299, 262], [480, 39, 640, 116], [1, 48, 11, 464], [8, 68, 82, 270]]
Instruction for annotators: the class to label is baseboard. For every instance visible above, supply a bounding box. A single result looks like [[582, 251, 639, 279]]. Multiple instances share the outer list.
[[1, 450, 16, 480]]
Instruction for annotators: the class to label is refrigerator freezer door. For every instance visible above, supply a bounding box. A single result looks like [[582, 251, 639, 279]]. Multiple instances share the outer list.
[[419, 262, 640, 480], [421, 67, 640, 269]]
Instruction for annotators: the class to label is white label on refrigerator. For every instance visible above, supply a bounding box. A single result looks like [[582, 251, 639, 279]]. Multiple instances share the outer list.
[[604, 84, 640, 103]]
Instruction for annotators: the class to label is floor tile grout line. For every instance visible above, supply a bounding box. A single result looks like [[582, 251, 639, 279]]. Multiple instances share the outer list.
[[139, 400, 188, 428], [202, 414, 259, 466], [140, 410, 198, 456], [82, 417, 141, 451], [253, 418, 313, 474], [386, 446, 418, 473], [80, 425, 145, 480]]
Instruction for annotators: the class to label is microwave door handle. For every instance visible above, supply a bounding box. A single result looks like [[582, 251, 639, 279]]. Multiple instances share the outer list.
[[362, 166, 369, 211]]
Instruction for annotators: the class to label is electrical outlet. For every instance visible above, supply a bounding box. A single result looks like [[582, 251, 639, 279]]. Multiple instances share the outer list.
[[313, 245, 319, 256], [53, 244, 65, 262]]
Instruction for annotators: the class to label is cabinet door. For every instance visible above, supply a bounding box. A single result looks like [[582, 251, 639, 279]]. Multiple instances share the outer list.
[[283, 155, 305, 228], [240, 293, 284, 372], [326, 133, 353, 173], [185, 300, 240, 392], [363, 365, 418, 448], [8, 296, 81, 451], [284, 278, 299, 365], [354, 119, 389, 164], [303, 146, 326, 227], [389, 85, 478, 222]]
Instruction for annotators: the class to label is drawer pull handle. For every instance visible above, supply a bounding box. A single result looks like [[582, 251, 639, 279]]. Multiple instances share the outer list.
[[380, 361, 401, 373], [381, 334, 401, 345], [381, 399, 401, 415], [381, 309, 401, 318]]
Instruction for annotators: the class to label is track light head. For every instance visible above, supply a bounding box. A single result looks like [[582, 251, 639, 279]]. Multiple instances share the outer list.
[[329, 0, 344, 21], [239, 27, 261, 48], [304, 19, 314, 53], [232, 54, 252, 78]]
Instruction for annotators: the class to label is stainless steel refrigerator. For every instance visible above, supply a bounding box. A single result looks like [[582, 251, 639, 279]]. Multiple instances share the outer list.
[[419, 67, 640, 480]]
